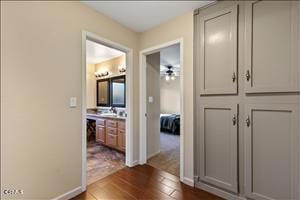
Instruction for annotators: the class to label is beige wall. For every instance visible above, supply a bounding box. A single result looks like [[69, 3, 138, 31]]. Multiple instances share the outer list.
[[1, 1, 139, 199], [140, 11, 194, 181], [146, 53, 161, 158], [95, 55, 126, 77], [86, 64, 96, 108], [2, 1, 195, 199], [160, 77, 181, 114]]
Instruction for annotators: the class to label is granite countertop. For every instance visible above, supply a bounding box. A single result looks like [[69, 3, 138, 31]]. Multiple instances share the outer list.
[[86, 110, 126, 120]]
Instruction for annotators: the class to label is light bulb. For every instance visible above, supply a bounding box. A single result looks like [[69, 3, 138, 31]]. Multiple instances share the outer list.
[[171, 75, 176, 80], [165, 75, 170, 81]]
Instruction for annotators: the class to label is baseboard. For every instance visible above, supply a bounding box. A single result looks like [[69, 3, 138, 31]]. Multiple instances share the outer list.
[[52, 186, 82, 200], [195, 182, 246, 200], [183, 177, 194, 187], [147, 150, 160, 159], [127, 159, 139, 167]]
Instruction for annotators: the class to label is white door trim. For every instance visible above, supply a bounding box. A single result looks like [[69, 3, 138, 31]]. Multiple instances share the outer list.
[[139, 38, 184, 181], [81, 30, 134, 191]]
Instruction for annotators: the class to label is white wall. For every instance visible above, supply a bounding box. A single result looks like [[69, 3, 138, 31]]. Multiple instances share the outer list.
[[160, 77, 180, 114]]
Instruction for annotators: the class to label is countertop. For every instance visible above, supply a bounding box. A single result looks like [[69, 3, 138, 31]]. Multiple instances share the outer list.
[[86, 111, 126, 120]]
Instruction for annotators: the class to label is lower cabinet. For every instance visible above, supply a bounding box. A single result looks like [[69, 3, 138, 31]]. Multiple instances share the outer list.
[[244, 104, 299, 200], [199, 103, 238, 193], [95, 118, 126, 153], [96, 125, 105, 143]]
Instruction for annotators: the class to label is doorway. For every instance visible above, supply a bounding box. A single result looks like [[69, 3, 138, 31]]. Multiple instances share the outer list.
[[139, 39, 184, 180], [81, 31, 134, 190]]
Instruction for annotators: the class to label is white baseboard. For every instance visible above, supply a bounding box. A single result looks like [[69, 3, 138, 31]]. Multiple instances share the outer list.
[[196, 182, 246, 200], [183, 177, 194, 187], [127, 159, 139, 167], [52, 186, 82, 200], [147, 150, 160, 159]]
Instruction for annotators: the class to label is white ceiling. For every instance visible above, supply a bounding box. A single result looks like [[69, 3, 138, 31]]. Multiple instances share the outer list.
[[81, 1, 213, 32], [86, 40, 125, 64], [160, 44, 180, 76]]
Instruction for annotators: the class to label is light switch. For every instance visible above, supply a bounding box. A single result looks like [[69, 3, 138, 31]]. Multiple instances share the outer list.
[[70, 97, 77, 108], [148, 96, 154, 103]]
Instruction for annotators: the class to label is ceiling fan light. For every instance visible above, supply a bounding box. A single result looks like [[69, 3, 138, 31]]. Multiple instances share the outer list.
[[165, 75, 170, 81], [171, 75, 175, 80]]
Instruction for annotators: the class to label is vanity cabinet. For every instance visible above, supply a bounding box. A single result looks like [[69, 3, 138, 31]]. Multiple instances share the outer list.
[[95, 117, 126, 152]]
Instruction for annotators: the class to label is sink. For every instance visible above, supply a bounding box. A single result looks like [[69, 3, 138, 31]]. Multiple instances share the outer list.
[[100, 113, 118, 117]]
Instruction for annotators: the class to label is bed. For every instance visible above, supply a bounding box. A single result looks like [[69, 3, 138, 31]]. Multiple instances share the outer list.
[[160, 114, 180, 134]]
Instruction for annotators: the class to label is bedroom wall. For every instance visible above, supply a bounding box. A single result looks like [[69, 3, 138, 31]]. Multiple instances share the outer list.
[[160, 77, 180, 114]]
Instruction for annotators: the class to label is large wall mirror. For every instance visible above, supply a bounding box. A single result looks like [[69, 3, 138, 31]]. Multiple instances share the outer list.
[[96, 78, 110, 107], [96, 75, 126, 107], [111, 75, 126, 107]]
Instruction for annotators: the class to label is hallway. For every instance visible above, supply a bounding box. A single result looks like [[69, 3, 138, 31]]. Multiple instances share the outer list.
[[73, 165, 222, 200]]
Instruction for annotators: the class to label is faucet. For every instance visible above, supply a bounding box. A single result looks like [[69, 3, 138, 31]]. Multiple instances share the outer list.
[[110, 107, 117, 114]]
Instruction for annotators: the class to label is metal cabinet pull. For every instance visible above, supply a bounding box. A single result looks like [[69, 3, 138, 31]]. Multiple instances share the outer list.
[[232, 115, 237, 125], [246, 70, 251, 81], [232, 72, 236, 83], [246, 115, 250, 127]]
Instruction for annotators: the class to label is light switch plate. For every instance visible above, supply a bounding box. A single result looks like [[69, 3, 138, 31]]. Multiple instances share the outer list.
[[148, 96, 154, 103], [70, 97, 77, 108]]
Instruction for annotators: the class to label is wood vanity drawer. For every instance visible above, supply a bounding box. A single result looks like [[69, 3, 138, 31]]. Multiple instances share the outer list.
[[96, 118, 106, 126], [107, 133, 117, 147], [107, 127, 117, 135], [107, 120, 117, 128], [118, 121, 125, 130]]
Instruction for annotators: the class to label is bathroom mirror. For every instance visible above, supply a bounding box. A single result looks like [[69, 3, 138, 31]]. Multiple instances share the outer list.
[[110, 75, 126, 107], [96, 78, 110, 107]]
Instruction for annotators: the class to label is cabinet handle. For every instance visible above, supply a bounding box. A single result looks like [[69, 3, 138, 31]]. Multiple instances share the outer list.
[[246, 70, 251, 81], [246, 115, 250, 127], [232, 115, 237, 125], [232, 72, 236, 83]]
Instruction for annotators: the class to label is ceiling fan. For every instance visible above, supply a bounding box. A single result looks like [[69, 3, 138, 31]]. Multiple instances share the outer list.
[[162, 65, 176, 81]]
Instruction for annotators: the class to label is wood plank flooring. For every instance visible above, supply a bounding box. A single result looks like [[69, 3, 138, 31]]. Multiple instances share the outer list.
[[72, 164, 222, 200]]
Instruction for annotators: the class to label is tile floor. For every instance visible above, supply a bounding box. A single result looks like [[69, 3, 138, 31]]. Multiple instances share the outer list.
[[87, 142, 125, 184]]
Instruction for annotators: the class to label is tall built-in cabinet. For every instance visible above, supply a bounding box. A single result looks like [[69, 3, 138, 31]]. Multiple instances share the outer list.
[[194, 1, 300, 200]]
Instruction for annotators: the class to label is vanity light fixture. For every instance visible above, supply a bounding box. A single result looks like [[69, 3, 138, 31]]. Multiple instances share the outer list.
[[95, 71, 109, 78], [118, 65, 126, 73]]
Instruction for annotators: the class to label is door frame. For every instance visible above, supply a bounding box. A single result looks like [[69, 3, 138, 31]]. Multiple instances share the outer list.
[[81, 30, 134, 191], [139, 38, 184, 181]]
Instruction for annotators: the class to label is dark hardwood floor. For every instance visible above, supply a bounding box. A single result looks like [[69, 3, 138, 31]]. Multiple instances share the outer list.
[[72, 164, 222, 200]]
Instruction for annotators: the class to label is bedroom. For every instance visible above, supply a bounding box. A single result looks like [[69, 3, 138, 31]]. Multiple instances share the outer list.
[[146, 43, 181, 177]]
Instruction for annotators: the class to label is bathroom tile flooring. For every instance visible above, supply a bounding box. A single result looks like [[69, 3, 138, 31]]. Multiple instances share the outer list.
[[87, 142, 125, 184]]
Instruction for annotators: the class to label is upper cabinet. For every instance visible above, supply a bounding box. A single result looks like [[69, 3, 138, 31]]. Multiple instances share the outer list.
[[244, 1, 300, 93], [200, 5, 238, 95]]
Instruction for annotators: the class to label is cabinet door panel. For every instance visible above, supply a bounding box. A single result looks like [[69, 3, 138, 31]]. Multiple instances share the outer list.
[[245, 1, 300, 93], [96, 125, 105, 143], [200, 5, 238, 95], [106, 133, 117, 147], [244, 104, 299, 200], [200, 103, 238, 193]]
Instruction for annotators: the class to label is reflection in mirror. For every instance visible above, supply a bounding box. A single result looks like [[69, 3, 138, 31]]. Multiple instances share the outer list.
[[97, 79, 110, 106], [111, 75, 126, 107]]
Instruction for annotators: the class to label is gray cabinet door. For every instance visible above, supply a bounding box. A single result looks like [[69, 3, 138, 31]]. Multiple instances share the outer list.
[[244, 1, 300, 93], [244, 104, 300, 200], [199, 5, 238, 95], [200, 103, 238, 193]]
